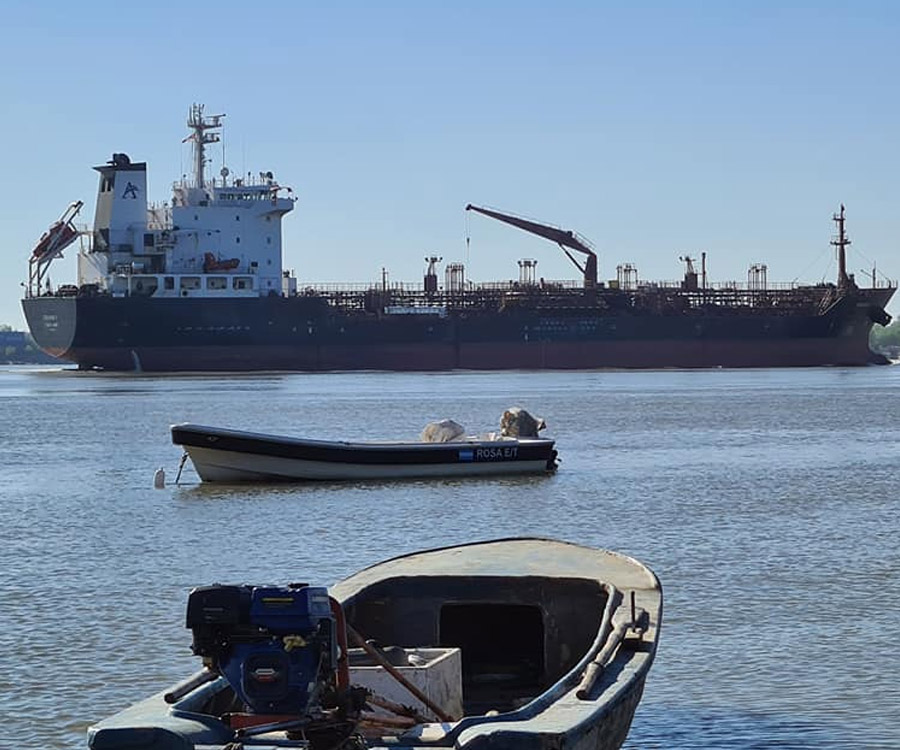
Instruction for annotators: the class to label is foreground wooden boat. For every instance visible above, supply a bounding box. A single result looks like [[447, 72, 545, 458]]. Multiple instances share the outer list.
[[171, 423, 558, 482], [87, 538, 662, 750]]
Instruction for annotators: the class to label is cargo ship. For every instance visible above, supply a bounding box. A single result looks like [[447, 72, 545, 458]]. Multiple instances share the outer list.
[[22, 105, 896, 372]]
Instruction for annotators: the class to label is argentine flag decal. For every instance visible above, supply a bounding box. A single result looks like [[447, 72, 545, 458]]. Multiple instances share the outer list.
[[458, 448, 475, 462]]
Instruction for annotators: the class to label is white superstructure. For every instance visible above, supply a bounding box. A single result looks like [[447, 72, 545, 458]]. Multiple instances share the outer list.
[[76, 104, 296, 300]]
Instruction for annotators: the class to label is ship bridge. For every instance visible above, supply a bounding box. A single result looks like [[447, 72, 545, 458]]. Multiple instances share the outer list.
[[71, 104, 297, 301]]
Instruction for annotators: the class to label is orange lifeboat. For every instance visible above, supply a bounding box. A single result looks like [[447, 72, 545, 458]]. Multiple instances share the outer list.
[[31, 201, 83, 261], [203, 252, 240, 272]]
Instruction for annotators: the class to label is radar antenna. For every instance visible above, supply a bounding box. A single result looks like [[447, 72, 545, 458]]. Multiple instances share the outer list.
[[185, 104, 225, 189], [830, 204, 853, 291]]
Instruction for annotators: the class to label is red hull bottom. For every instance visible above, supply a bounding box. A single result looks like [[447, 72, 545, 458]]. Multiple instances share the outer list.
[[63, 338, 885, 372]]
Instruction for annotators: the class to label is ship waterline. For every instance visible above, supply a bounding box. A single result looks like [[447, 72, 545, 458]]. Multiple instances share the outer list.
[[23, 288, 894, 372]]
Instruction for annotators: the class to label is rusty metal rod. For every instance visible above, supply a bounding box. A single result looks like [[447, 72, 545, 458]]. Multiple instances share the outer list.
[[359, 711, 418, 729], [345, 624, 452, 723], [366, 692, 429, 723]]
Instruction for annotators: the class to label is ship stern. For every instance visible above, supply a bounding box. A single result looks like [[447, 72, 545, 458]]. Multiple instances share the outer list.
[[22, 296, 78, 361]]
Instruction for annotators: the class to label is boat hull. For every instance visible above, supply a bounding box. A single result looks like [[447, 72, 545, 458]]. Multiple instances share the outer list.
[[171, 424, 557, 482], [23, 288, 895, 371], [86, 666, 649, 750]]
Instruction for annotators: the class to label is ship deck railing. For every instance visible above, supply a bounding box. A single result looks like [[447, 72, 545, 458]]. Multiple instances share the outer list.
[[304, 278, 824, 295], [300, 281, 849, 315]]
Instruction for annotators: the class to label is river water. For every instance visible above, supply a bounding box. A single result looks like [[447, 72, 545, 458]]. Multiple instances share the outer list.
[[1, 365, 898, 749]]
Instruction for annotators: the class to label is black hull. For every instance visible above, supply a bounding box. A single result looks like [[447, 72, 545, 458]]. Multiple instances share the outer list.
[[22, 290, 895, 372]]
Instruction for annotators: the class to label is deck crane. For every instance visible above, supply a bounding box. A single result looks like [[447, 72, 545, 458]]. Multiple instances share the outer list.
[[465, 204, 598, 289]]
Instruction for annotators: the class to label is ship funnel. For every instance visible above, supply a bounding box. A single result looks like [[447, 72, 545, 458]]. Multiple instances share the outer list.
[[424, 256, 442, 293], [92, 155, 148, 253]]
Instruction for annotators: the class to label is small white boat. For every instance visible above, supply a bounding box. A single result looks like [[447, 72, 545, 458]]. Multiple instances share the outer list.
[[171, 423, 558, 482], [87, 537, 662, 750]]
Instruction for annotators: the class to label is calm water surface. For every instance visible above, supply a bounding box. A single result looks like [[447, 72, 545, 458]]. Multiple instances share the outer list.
[[1, 365, 898, 749]]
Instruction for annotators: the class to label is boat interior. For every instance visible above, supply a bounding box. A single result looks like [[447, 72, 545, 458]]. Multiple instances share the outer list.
[[185, 574, 610, 725], [341, 574, 608, 715]]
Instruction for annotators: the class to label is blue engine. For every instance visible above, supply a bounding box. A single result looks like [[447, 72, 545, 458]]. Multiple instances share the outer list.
[[186, 583, 338, 716]]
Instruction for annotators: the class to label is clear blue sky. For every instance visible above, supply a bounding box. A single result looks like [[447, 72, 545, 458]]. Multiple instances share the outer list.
[[3, 0, 899, 328]]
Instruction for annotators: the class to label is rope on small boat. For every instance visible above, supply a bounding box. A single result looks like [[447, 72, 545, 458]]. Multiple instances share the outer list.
[[174, 452, 188, 485]]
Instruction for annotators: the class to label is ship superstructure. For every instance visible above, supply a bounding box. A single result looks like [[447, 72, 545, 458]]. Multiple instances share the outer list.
[[21, 106, 896, 372], [28, 104, 295, 307]]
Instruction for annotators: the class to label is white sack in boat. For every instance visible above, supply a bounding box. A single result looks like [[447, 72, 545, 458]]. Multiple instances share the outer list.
[[420, 419, 466, 443], [499, 407, 546, 438]]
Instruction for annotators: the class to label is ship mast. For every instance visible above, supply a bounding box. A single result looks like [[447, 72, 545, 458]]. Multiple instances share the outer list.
[[186, 104, 224, 189], [831, 204, 852, 291]]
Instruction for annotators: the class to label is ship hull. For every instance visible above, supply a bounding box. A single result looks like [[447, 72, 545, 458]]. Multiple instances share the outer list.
[[22, 290, 894, 372]]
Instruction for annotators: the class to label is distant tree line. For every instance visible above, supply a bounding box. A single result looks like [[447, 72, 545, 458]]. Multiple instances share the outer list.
[[0, 325, 61, 364], [870, 320, 900, 357]]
